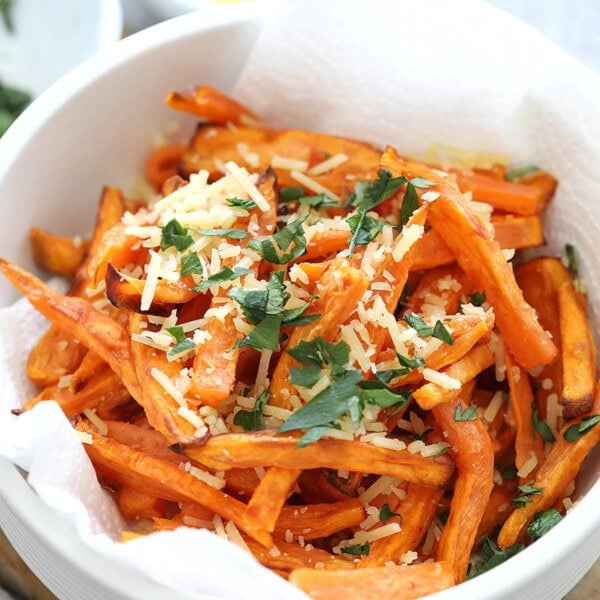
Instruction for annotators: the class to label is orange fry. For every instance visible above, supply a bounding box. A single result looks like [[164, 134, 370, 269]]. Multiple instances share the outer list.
[[289, 561, 456, 600], [179, 431, 454, 488], [432, 385, 495, 581], [29, 226, 90, 278], [380, 146, 557, 370]]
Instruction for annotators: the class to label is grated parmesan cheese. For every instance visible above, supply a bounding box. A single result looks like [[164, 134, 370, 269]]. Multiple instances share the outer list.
[[422, 368, 461, 390], [290, 170, 341, 201], [307, 153, 349, 176]]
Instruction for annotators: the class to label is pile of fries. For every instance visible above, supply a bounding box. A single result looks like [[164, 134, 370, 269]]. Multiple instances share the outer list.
[[4, 85, 600, 600]]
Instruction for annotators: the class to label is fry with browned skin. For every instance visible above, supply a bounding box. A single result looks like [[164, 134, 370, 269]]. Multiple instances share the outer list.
[[179, 431, 454, 488], [29, 226, 91, 278]]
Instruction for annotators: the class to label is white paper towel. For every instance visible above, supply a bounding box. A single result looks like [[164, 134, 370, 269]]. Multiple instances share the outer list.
[[2, 0, 600, 598]]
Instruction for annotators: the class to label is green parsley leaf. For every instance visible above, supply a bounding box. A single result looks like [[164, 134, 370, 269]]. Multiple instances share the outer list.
[[287, 338, 350, 368], [290, 366, 322, 388], [468, 536, 524, 579], [228, 271, 287, 325], [194, 228, 248, 239], [235, 313, 282, 351], [278, 369, 362, 433], [379, 503, 402, 522], [374, 367, 409, 385], [226, 197, 257, 209], [438, 509, 450, 525], [297, 193, 339, 209], [400, 182, 419, 226], [454, 403, 478, 422], [505, 165, 540, 182], [297, 425, 337, 448], [414, 427, 433, 441], [233, 391, 270, 431], [465, 291, 487, 307], [512, 485, 543, 507], [564, 243, 579, 279], [359, 380, 411, 410], [403, 312, 434, 337], [409, 177, 437, 188], [248, 217, 308, 264], [432, 320, 454, 345], [340, 542, 371, 556], [180, 253, 203, 277], [563, 414, 600, 442], [495, 464, 517, 481], [397, 352, 425, 370], [193, 266, 252, 292], [280, 186, 305, 202], [160, 219, 194, 251], [531, 402, 556, 443], [347, 211, 385, 252], [348, 170, 407, 211], [0, 81, 31, 136], [526, 508, 563, 540], [166, 326, 195, 356]]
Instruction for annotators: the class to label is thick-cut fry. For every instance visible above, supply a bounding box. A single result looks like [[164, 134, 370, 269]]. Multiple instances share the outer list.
[[498, 383, 600, 548], [411, 214, 545, 271], [504, 349, 544, 479], [118, 486, 173, 521], [145, 144, 188, 191], [75, 420, 271, 547], [558, 280, 596, 417], [432, 385, 495, 581], [165, 85, 260, 126], [179, 432, 454, 488], [412, 344, 495, 410], [380, 146, 557, 370], [29, 226, 90, 278], [289, 561, 456, 600], [274, 498, 365, 541], [244, 467, 301, 535], [359, 483, 443, 568]]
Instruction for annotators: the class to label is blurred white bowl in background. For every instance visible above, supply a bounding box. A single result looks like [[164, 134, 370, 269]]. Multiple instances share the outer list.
[[0, 0, 123, 96]]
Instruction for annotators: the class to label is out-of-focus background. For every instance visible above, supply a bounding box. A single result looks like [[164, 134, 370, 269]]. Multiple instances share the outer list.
[[0, 0, 598, 598]]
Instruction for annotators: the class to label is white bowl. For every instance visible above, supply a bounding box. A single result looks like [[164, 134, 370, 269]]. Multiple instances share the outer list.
[[0, 0, 123, 97], [0, 2, 599, 599]]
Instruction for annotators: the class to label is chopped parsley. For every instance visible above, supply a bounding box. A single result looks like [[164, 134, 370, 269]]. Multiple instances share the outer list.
[[346, 211, 385, 253], [180, 253, 203, 277], [226, 197, 257, 209], [192, 266, 252, 292], [563, 414, 600, 442], [526, 508, 563, 540], [160, 218, 194, 251], [340, 541, 371, 556], [286, 338, 350, 368], [233, 391, 270, 431], [166, 326, 195, 356], [358, 380, 411, 410], [279, 186, 305, 202], [453, 403, 478, 422], [194, 228, 248, 239], [468, 535, 524, 578], [403, 313, 453, 345], [228, 271, 319, 351], [290, 365, 322, 388], [399, 181, 419, 226], [531, 402, 556, 443], [413, 427, 433, 441], [505, 165, 540, 182], [0, 80, 31, 136], [379, 503, 402, 522], [495, 463, 517, 481], [247, 216, 308, 264], [512, 484, 543, 507], [564, 243, 579, 280]]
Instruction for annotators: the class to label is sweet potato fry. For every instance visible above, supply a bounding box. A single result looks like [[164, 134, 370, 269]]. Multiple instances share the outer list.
[[178, 431, 454, 488], [432, 384, 495, 581], [498, 383, 600, 548], [504, 349, 544, 479], [274, 498, 365, 541], [359, 483, 443, 567], [145, 144, 188, 191], [74, 420, 271, 546], [0, 258, 142, 400], [558, 279, 596, 417], [289, 561, 456, 600], [165, 85, 260, 126], [412, 344, 495, 410], [29, 226, 90, 278], [380, 146, 557, 370], [411, 214, 545, 271], [244, 467, 301, 535], [118, 485, 174, 521]]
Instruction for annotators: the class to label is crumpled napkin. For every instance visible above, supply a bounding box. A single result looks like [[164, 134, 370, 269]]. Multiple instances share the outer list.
[[2, 0, 600, 598]]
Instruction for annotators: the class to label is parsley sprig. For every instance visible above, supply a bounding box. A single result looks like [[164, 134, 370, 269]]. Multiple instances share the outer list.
[[248, 217, 308, 264]]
